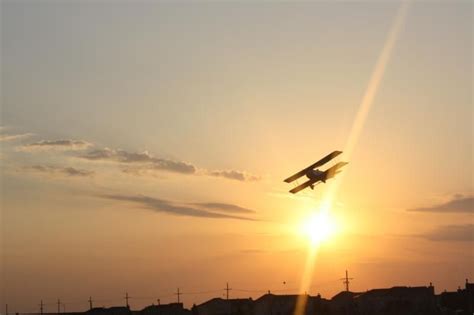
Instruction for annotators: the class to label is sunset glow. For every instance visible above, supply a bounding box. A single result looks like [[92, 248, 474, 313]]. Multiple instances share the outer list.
[[301, 204, 337, 245], [2, 1, 472, 314]]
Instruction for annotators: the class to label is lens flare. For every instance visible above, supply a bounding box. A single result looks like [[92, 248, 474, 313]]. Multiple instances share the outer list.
[[293, 3, 411, 315]]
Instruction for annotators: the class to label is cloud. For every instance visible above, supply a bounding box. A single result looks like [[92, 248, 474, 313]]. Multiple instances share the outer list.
[[190, 202, 255, 214], [208, 170, 260, 182], [81, 148, 259, 180], [100, 194, 257, 221], [9, 134, 259, 181], [120, 167, 165, 178], [408, 195, 473, 213], [19, 139, 92, 151], [417, 224, 474, 242], [0, 133, 34, 142], [25, 165, 95, 177], [80, 148, 196, 174]]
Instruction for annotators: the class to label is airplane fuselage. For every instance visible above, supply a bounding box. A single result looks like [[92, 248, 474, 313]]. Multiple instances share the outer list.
[[307, 169, 325, 181]]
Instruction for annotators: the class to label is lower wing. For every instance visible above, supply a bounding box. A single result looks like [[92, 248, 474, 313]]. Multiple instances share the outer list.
[[289, 179, 319, 194]]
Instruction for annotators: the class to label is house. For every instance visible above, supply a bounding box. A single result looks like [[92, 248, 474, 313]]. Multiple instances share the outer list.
[[140, 303, 190, 315], [192, 298, 253, 315], [253, 293, 327, 315], [354, 285, 437, 315], [439, 279, 474, 315], [87, 307, 131, 315], [329, 291, 360, 315]]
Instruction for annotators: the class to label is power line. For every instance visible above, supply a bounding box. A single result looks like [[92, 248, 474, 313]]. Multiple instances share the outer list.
[[180, 290, 221, 295], [233, 288, 267, 293], [339, 270, 354, 292], [124, 293, 130, 309], [18, 278, 347, 313], [175, 288, 181, 304], [224, 283, 232, 300]]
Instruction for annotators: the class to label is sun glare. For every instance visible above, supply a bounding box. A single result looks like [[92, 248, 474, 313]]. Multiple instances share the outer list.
[[301, 203, 337, 245]]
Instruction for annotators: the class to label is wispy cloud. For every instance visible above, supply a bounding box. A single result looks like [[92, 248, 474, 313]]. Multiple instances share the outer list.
[[100, 194, 257, 221], [19, 139, 92, 151], [208, 170, 260, 182], [24, 165, 95, 177], [408, 195, 473, 213], [0, 132, 34, 142], [416, 224, 474, 242], [80, 148, 196, 174], [8, 134, 260, 181], [80, 148, 260, 181], [190, 202, 255, 214]]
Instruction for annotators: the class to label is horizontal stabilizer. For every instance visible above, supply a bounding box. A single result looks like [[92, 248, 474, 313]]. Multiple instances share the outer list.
[[284, 150, 342, 183]]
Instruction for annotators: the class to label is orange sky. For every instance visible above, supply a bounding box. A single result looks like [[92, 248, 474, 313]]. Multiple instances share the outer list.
[[1, 1, 472, 313]]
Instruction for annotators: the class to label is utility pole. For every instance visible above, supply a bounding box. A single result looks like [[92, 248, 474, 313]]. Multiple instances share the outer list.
[[340, 270, 354, 292], [175, 288, 181, 304], [125, 292, 130, 309], [57, 299, 61, 314], [88, 297, 93, 310], [5, 303, 8, 315], [224, 283, 232, 300], [39, 300, 44, 315]]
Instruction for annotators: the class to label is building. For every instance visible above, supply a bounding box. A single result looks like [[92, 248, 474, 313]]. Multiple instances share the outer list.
[[192, 298, 253, 315], [329, 291, 360, 315], [353, 285, 437, 315], [87, 307, 131, 315], [140, 303, 190, 315], [438, 279, 474, 315], [253, 293, 328, 315]]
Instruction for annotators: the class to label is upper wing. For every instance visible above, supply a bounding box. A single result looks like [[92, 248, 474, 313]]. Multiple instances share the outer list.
[[284, 150, 343, 183], [289, 179, 319, 194]]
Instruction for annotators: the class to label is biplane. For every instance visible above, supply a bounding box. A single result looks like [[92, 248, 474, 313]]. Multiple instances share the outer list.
[[284, 151, 348, 194]]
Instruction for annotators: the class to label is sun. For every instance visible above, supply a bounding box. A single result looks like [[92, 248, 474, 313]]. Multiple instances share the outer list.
[[301, 202, 337, 245]]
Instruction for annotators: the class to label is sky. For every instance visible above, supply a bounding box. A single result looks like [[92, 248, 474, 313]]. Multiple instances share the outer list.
[[1, 0, 473, 313]]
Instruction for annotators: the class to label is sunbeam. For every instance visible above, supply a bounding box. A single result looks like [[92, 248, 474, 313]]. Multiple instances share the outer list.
[[293, 2, 411, 315]]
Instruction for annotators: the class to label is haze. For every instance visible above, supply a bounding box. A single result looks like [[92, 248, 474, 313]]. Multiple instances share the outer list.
[[1, 1, 472, 313]]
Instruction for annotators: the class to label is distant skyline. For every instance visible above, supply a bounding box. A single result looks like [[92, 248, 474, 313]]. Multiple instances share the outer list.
[[1, 0, 472, 313]]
